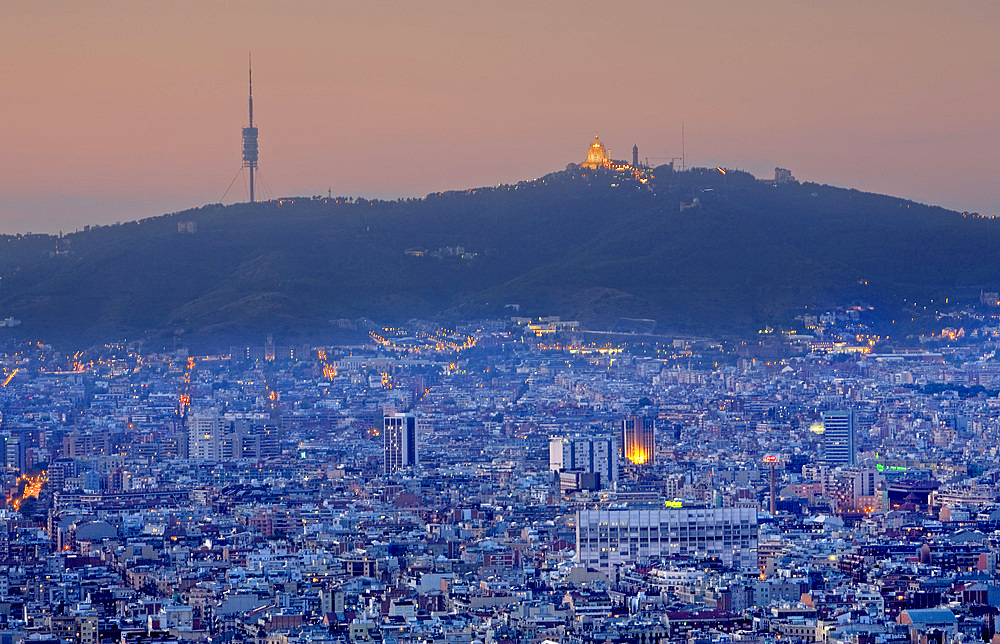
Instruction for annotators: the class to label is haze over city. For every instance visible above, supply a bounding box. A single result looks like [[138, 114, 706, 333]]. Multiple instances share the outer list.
[[2, 1, 998, 233]]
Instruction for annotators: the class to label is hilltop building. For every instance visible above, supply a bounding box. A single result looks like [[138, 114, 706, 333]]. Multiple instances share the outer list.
[[578, 135, 653, 184], [774, 167, 796, 184], [582, 135, 611, 169], [759, 166, 799, 186]]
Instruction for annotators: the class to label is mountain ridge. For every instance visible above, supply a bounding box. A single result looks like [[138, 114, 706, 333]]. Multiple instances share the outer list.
[[0, 166, 995, 347]]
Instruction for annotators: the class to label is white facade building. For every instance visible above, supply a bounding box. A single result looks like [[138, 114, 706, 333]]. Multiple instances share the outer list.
[[549, 435, 618, 486], [188, 411, 221, 461], [384, 413, 418, 474], [576, 507, 758, 573]]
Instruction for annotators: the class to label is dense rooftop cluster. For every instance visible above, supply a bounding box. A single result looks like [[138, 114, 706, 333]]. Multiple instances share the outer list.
[[0, 310, 999, 643]]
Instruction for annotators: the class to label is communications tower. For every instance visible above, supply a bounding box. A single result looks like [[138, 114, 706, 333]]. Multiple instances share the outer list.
[[242, 55, 259, 202]]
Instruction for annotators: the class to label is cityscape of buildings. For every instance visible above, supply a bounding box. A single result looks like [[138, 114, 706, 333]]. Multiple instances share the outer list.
[[6, 7, 999, 644], [0, 302, 995, 643]]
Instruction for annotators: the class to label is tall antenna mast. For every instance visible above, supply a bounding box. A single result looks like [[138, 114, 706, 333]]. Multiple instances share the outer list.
[[242, 53, 259, 202], [681, 122, 686, 172]]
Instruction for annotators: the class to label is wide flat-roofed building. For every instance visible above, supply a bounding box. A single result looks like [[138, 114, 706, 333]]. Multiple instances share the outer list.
[[577, 507, 758, 573]]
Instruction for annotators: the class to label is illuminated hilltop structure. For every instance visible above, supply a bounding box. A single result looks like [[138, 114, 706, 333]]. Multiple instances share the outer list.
[[582, 135, 610, 169], [579, 134, 653, 184]]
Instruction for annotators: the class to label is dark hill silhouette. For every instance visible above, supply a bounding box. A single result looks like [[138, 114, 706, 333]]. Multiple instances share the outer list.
[[0, 166, 995, 347]]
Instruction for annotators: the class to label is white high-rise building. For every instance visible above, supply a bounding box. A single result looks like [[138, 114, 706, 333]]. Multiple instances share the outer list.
[[384, 413, 418, 474], [188, 411, 221, 461], [549, 435, 618, 486]]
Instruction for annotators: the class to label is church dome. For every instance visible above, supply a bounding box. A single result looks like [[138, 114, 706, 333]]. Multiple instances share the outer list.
[[582, 134, 609, 169]]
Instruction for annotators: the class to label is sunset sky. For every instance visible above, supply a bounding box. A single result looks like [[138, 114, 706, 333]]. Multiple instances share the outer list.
[[1, 1, 998, 233]]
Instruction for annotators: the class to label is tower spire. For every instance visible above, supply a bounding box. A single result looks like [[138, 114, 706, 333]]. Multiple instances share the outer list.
[[242, 53, 259, 202], [248, 52, 253, 127]]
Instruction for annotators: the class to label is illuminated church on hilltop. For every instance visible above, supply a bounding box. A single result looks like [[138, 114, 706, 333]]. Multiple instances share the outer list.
[[582, 134, 611, 169], [578, 134, 652, 183]]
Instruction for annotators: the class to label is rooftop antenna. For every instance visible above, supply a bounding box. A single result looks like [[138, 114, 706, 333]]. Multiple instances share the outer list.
[[242, 53, 259, 202]]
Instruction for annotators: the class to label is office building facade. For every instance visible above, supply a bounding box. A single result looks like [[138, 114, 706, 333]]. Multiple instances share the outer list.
[[384, 413, 418, 474], [577, 507, 759, 573], [823, 410, 856, 466], [188, 411, 221, 461], [622, 416, 655, 466], [549, 435, 618, 487]]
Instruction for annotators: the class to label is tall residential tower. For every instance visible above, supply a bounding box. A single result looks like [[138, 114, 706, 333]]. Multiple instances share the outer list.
[[549, 435, 618, 487], [822, 410, 856, 466], [384, 413, 418, 474]]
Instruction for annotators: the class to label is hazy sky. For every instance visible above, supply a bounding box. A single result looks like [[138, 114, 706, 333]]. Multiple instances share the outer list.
[[2, 1, 998, 234]]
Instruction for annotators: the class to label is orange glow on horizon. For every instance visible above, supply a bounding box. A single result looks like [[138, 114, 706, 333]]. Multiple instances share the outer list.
[[0, 3, 996, 232]]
